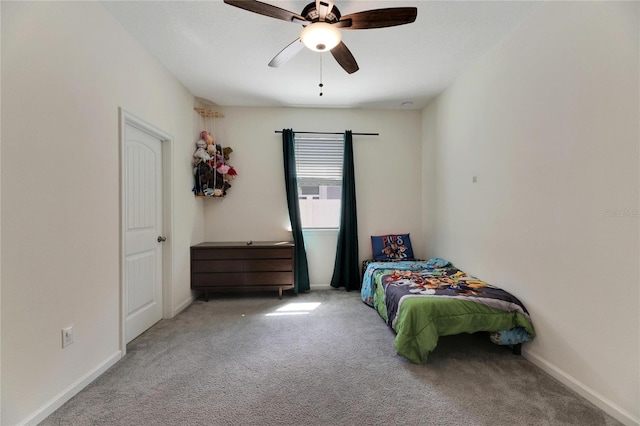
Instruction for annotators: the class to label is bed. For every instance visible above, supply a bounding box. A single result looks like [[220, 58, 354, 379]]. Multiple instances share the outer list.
[[361, 257, 535, 364]]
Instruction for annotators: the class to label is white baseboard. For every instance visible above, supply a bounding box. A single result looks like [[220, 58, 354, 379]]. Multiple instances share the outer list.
[[18, 351, 122, 426], [172, 294, 196, 317], [310, 284, 332, 290], [524, 350, 639, 426]]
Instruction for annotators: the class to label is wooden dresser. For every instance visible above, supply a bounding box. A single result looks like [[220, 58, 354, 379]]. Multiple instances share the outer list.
[[190, 241, 295, 300]]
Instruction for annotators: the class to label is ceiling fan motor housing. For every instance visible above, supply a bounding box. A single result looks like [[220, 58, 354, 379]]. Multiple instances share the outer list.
[[301, 2, 341, 23]]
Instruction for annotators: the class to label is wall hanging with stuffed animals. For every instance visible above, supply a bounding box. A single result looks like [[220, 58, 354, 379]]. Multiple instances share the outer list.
[[192, 108, 238, 197]]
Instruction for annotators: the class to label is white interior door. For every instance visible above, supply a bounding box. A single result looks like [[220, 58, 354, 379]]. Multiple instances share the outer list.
[[124, 122, 164, 343]]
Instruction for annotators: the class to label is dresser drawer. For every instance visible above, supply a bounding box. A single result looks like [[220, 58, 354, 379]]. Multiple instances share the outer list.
[[191, 271, 294, 287], [192, 258, 293, 273], [191, 247, 293, 260]]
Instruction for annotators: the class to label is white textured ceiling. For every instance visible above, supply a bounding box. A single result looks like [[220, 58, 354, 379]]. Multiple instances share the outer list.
[[101, 1, 540, 110]]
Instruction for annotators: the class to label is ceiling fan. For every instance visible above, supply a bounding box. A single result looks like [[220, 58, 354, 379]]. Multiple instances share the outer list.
[[223, 0, 417, 74]]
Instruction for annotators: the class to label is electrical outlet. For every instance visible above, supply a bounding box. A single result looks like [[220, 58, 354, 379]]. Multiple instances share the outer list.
[[62, 326, 74, 348]]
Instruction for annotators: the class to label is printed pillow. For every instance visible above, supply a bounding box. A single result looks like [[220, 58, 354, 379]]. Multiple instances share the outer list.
[[371, 234, 415, 261], [425, 257, 451, 268]]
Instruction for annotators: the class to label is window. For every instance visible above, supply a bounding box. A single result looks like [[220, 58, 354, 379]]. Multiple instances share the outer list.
[[294, 135, 343, 228]]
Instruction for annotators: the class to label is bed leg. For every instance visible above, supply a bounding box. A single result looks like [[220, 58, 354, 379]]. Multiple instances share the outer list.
[[512, 343, 522, 356]]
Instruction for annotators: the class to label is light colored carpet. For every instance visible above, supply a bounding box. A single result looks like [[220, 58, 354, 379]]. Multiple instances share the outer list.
[[42, 289, 620, 425]]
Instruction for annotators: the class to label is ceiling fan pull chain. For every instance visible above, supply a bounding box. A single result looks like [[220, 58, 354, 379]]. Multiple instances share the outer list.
[[319, 53, 324, 96]]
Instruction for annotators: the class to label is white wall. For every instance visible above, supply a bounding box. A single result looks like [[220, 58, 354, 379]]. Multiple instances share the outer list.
[[201, 106, 424, 283], [1, 2, 202, 424], [422, 2, 639, 424]]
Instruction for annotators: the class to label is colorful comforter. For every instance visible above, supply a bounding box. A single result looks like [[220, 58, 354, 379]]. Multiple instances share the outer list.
[[361, 260, 535, 364]]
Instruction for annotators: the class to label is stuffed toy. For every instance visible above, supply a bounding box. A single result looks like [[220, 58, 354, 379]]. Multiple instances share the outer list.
[[222, 147, 233, 161], [200, 131, 214, 146], [193, 139, 211, 164], [226, 166, 238, 178], [216, 164, 230, 175]]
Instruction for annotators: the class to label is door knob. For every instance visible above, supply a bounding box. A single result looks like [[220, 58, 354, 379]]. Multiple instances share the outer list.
[[157, 236, 167, 243]]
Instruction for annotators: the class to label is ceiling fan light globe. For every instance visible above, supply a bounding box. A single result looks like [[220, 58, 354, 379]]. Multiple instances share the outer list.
[[300, 22, 341, 52]]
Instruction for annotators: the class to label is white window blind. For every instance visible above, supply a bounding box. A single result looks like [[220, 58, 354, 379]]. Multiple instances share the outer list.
[[294, 136, 344, 186]]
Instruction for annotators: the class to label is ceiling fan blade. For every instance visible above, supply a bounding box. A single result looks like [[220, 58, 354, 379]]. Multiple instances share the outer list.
[[316, 0, 335, 21], [338, 7, 417, 30], [330, 41, 359, 74], [224, 0, 305, 23], [333, 19, 352, 29], [268, 38, 305, 68]]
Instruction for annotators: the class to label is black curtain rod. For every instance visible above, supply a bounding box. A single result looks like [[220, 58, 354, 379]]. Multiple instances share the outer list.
[[274, 130, 378, 136]]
